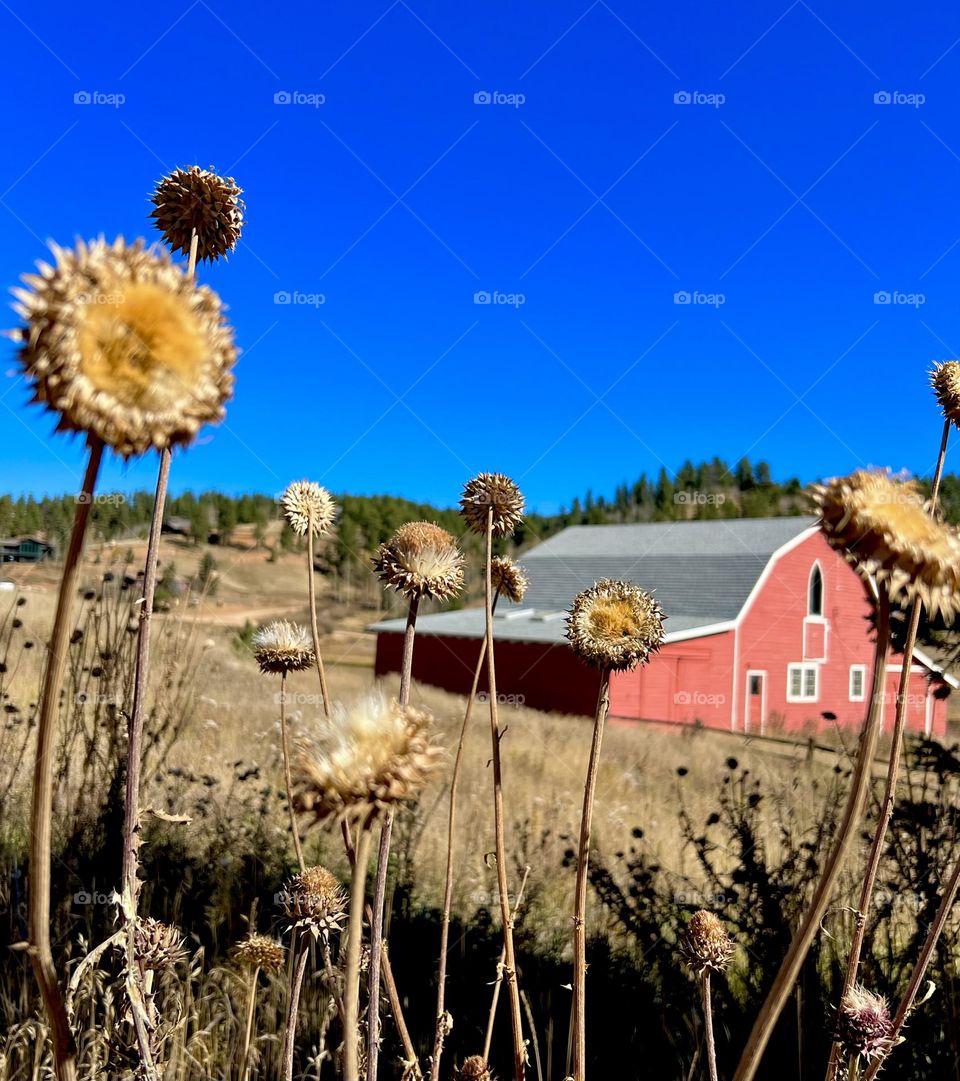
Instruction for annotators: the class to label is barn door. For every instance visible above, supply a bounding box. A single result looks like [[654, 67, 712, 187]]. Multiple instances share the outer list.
[[745, 671, 765, 733]]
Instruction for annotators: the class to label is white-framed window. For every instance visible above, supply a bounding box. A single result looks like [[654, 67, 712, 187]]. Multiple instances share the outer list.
[[787, 662, 819, 703], [849, 664, 867, 702]]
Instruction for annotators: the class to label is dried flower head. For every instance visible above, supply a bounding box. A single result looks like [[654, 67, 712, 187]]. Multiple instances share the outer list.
[[812, 470, 960, 620], [373, 522, 465, 601], [281, 865, 346, 932], [931, 361, 960, 429], [150, 166, 244, 263], [281, 480, 336, 537], [680, 910, 734, 977], [458, 1057, 492, 1081], [232, 932, 285, 974], [567, 579, 665, 671], [134, 917, 187, 971], [491, 556, 528, 604], [294, 692, 443, 824], [460, 473, 524, 536], [836, 984, 894, 1062], [252, 621, 314, 675], [11, 238, 237, 457]]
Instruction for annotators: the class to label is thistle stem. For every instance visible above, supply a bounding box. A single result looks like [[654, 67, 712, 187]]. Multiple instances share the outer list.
[[733, 591, 892, 1081], [703, 972, 719, 1081], [307, 527, 332, 720], [345, 826, 374, 1081], [368, 592, 419, 1080], [483, 866, 531, 1063], [430, 593, 501, 1081], [484, 509, 526, 1081], [572, 668, 611, 1081], [279, 672, 306, 873], [824, 419, 950, 1081], [282, 938, 310, 1081], [241, 965, 260, 1081], [29, 435, 104, 1081]]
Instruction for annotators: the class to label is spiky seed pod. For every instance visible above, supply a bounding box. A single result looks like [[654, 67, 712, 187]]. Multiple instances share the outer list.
[[931, 361, 960, 429], [458, 1056, 492, 1081], [293, 692, 443, 824], [252, 620, 314, 675], [680, 910, 734, 977], [281, 480, 336, 537], [836, 984, 894, 1062], [460, 473, 525, 537], [567, 579, 665, 671], [281, 865, 346, 932], [372, 522, 465, 601], [811, 470, 960, 621], [150, 166, 244, 263], [491, 556, 529, 604], [232, 932, 286, 974], [11, 237, 237, 457], [134, 917, 187, 971]]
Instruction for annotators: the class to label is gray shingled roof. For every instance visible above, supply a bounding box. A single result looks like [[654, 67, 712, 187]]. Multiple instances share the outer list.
[[371, 516, 818, 645]]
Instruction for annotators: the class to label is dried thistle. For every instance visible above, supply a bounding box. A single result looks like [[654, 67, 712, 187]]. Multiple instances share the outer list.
[[281, 480, 336, 537], [294, 692, 443, 824], [151, 165, 244, 262], [252, 621, 314, 675], [372, 522, 465, 601], [458, 1057, 492, 1081], [812, 469, 960, 620], [567, 579, 665, 671], [459, 473, 524, 536], [836, 984, 894, 1062], [931, 361, 960, 429], [11, 237, 237, 456], [232, 932, 286, 974], [281, 865, 346, 932], [134, 917, 187, 971], [491, 556, 528, 604], [680, 910, 734, 977]]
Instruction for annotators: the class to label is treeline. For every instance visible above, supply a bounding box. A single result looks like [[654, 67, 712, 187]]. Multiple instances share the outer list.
[[4, 456, 960, 568]]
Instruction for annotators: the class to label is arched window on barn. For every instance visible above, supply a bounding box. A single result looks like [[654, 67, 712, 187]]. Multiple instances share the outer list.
[[808, 563, 824, 616]]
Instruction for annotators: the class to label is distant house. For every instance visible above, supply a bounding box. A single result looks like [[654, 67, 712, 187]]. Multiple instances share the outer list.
[[371, 517, 956, 738], [0, 535, 55, 563]]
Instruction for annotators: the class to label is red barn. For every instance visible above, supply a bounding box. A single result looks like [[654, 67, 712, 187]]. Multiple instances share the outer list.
[[372, 517, 955, 737]]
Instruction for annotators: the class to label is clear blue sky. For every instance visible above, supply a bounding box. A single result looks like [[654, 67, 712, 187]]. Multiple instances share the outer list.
[[1, 0, 959, 512]]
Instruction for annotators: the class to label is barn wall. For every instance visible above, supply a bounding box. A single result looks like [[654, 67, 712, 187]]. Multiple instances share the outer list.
[[609, 631, 735, 729], [374, 631, 603, 716]]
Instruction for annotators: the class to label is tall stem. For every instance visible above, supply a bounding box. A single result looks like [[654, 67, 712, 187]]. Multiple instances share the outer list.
[[824, 420, 950, 1081], [367, 593, 419, 1080], [733, 591, 892, 1081], [241, 965, 260, 1081], [484, 510, 526, 1081], [703, 972, 719, 1081], [282, 938, 310, 1081], [29, 437, 104, 1081], [430, 594, 500, 1081], [345, 826, 374, 1081], [572, 668, 611, 1081], [307, 528, 332, 720], [279, 672, 306, 873], [483, 866, 531, 1063]]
